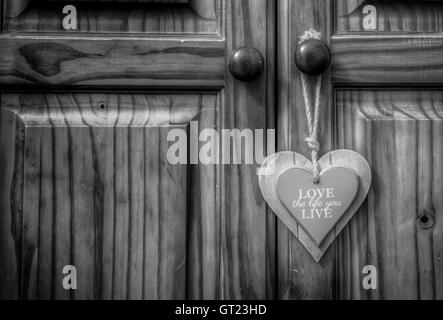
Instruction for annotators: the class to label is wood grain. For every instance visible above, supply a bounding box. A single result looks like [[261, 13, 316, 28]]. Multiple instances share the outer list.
[[335, 0, 443, 33], [0, 92, 218, 300], [0, 37, 225, 87], [0, 101, 25, 300], [335, 90, 443, 300], [4, 0, 221, 35]]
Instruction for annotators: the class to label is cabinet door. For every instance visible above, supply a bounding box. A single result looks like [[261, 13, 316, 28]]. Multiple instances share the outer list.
[[278, 0, 443, 299], [0, 0, 276, 300]]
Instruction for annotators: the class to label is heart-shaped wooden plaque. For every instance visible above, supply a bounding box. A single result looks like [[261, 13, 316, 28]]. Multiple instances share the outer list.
[[276, 167, 359, 246], [258, 150, 371, 262]]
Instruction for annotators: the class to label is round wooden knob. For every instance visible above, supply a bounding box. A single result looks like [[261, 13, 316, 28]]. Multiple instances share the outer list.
[[295, 39, 331, 76], [228, 46, 265, 82]]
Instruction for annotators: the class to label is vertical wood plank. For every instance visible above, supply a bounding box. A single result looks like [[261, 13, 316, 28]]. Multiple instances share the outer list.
[[0, 0, 4, 32], [22, 126, 42, 300], [1, 92, 213, 300], [97, 94, 118, 300], [50, 94, 74, 300], [4, 0, 221, 35], [36, 115, 54, 300], [335, 0, 443, 33], [70, 103, 97, 300], [0, 107, 24, 300], [187, 94, 219, 300], [112, 98, 131, 300], [221, 0, 275, 300], [46, 96, 73, 300]]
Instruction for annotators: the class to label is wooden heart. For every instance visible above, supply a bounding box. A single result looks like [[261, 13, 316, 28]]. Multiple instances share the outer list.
[[276, 167, 358, 246], [258, 150, 371, 262]]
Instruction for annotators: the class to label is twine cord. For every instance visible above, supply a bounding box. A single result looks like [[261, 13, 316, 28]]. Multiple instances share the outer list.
[[299, 29, 323, 184]]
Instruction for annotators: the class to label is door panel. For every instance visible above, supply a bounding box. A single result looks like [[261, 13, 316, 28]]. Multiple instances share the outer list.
[[0, 39, 225, 87], [278, 0, 443, 300], [4, 0, 221, 34], [332, 36, 443, 85], [335, 90, 443, 300]]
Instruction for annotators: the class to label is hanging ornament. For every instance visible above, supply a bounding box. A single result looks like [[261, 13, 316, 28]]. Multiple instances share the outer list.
[[258, 29, 372, 262]]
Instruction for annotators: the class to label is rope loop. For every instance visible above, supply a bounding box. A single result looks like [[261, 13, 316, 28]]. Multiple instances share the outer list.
[[299, 29, 324, 184], [298, 28, 322, 44]]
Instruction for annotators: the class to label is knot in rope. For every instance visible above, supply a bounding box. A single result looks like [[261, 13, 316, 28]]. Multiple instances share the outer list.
[[305, 137, 320, 152]]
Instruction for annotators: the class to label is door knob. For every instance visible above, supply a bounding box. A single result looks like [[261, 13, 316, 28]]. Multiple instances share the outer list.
[[228, 46, 265, 82], [295, 38, 331, 76]]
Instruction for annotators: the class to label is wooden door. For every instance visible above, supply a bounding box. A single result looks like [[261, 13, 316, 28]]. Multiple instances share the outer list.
[[278, 0, 443, 299], [0, 0, 276, 300]]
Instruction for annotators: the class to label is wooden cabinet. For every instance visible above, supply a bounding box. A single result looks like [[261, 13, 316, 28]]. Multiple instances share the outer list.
[[0, 0, 442, 300]]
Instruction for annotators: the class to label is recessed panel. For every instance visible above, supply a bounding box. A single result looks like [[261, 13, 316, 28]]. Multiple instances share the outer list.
[[0, 92, 218, 299], [335, 0, 443, 33], [3, 0, 222, 35], [335, 89, 443, 299]]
